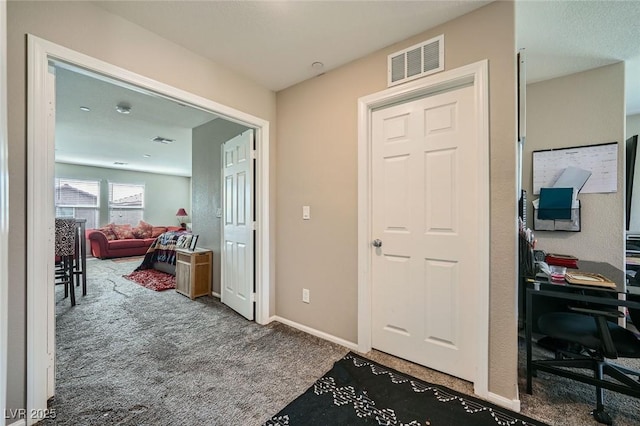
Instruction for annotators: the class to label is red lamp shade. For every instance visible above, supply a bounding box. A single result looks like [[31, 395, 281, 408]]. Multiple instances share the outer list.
[[176, 208, 188, 227]]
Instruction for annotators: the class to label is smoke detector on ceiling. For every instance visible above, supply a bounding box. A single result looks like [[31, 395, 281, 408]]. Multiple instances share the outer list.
[[151, 136, 175, 144]]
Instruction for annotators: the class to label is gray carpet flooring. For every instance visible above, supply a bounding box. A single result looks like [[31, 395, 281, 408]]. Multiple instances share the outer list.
[[49, 258, 349, 425], [45, 258, 640, 425]]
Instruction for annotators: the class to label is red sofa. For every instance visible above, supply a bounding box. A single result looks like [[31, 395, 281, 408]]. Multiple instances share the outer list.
[[87, 225, 183, 259]]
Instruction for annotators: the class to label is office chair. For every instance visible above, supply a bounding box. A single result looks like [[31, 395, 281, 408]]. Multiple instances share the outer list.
[[535, 295, 640, 425]]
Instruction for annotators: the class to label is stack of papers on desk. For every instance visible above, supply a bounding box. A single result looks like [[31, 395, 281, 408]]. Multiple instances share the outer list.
[[564, 272, 616, 289]]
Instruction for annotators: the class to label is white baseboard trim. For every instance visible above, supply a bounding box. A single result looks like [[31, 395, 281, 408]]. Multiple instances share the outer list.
[[211, 292, 220, 298], [272, 316, 358, 351], [485, 392, 520, 412]]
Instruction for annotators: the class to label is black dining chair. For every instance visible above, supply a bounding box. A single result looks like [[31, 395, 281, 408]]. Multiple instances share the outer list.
[[55, 218, 77, 306]]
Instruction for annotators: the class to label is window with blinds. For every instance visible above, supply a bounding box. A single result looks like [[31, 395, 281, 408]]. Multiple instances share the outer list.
[[54, 178, 100, 229], [108, 182, 145, 225]]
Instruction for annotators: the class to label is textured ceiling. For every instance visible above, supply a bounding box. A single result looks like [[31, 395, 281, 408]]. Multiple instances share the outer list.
[[95, 0, 491, 91], [55, 66, 216, 176], [516, 0, 640, 114]]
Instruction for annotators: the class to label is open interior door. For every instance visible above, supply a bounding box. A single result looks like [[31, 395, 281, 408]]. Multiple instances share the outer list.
[[221, 130, 255, 320]]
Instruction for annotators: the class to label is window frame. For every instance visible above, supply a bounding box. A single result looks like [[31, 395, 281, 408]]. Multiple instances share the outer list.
[[108, 181, 145, 225], [54, 177, 101, 228]]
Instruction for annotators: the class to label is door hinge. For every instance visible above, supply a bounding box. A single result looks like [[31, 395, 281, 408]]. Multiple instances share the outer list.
[[252, 221, 257, 230], [250, 149, 257, 160], [250, 292, 256, 303]]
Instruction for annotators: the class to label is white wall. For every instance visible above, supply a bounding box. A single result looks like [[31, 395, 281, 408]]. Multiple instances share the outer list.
[[524, 63, 625, 269], [628, 114, 640, 137], [55, 163, 191, 228]]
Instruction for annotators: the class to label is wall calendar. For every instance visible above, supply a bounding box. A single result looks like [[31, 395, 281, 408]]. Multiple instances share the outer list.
[[532, 142, 618, 195]]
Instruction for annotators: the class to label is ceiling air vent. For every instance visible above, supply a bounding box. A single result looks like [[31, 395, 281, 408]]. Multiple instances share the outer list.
[[388, 35, 444, 87], [151, 136, 175, 144]]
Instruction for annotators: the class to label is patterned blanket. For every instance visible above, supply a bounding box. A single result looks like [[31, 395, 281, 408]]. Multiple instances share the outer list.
[[135, 231, 193, 271]]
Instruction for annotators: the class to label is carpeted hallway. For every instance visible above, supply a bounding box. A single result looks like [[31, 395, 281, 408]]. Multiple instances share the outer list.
[[45, 258, 640, 425]]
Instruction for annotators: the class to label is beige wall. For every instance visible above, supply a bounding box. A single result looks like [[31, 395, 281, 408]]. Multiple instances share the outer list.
[[524, 64, 625, 269], [192, 119, 248, 294], [276, 1, 517, 399], [7, 1, 276, 413]]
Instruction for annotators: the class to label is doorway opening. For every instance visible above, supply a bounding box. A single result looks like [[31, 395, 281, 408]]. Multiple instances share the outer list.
[[27, 35, 271, 420]]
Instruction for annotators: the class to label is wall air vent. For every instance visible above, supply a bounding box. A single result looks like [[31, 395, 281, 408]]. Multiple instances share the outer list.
[[387, 35, 444, 87], [151, 136, 175, 144]]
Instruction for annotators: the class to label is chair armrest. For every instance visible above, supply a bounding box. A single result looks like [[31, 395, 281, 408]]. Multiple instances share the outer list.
[[594, 315, 618, 359], [568, 306, 624, 319]]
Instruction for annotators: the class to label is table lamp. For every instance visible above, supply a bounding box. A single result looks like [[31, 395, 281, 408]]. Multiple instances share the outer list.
[[176, 208, 188, 228]]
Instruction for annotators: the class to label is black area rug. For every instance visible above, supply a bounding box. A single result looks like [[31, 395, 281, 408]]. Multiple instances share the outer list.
[[265, 352, 547, 426]]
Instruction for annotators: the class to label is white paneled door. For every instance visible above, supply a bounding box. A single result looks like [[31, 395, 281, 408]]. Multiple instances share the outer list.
[[371, 85, 479, 381], [221, 130, 255, 320]]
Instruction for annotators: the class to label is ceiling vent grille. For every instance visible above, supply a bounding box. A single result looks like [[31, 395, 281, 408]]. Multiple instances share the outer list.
[[151, 136, 175, 144], [388, 35, 444, 87]]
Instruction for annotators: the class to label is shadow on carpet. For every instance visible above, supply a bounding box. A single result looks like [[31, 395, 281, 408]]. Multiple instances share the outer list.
[[265, 352, 548, 426], [123, 269, 175, 291]]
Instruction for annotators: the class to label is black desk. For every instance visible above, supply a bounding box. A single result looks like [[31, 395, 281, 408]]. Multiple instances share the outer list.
[[522, 260, 636, 331], [525, 282, 640, 410]]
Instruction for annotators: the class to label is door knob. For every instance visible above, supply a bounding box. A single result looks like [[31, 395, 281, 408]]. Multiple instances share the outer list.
[[372, 239, 382, 248]]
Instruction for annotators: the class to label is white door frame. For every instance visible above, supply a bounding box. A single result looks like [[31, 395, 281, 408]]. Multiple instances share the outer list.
[[1, 1, 9, 424], [357, 60, 490, 399], [27, 35, 271, 422]]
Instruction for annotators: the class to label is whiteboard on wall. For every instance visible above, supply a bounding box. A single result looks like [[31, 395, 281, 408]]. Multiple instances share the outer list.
[[532, 142, 618, 194]]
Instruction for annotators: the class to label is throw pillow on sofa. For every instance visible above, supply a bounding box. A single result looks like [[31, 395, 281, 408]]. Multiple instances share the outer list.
[[132, 220, 153, 239], [98, 223, 117, 241], [112, 224, 135, 240]]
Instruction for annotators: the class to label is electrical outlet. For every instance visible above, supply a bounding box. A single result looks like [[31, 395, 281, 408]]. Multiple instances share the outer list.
[[302, 288, 310, 303]]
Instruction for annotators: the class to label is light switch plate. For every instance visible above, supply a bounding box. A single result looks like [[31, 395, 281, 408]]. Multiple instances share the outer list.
[[302, 205, 311, 220]]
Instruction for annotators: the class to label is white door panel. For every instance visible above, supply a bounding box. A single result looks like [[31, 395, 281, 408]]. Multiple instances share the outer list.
[[221, 130, 255, 320], [371, 85, 478, 381]]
